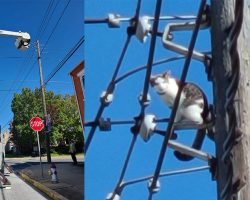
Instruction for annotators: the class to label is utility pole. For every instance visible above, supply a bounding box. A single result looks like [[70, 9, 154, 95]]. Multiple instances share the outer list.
[[0, 125, 3, 174], [210, 0, 250, 199], [36, 40, 51, 163]]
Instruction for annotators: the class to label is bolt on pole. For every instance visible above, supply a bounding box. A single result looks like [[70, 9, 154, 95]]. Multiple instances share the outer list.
[[36, 40, 51, 163]]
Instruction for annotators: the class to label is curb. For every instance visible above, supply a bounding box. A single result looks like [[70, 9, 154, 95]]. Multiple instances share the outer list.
[[17, 171, 68, 200]]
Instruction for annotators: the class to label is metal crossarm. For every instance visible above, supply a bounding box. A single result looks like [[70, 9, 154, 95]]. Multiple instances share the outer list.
[[85, 15, 198, 25], [162, 21, 209, 62], [120, 165, 210, 191], [86, 0, 215, 199], [167, 140, 212, 161]]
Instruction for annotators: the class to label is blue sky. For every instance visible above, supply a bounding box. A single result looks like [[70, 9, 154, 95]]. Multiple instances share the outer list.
[[85, 0, 216, 200], [0, 0, 83, 132]]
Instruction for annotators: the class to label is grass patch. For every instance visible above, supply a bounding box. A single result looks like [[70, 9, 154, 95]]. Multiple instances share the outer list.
[[5, 153, 31, 158], [6, 145, 83, 158]]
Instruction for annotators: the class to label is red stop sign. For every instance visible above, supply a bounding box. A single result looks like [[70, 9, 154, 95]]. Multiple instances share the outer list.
[[30, 117, 44, 132]]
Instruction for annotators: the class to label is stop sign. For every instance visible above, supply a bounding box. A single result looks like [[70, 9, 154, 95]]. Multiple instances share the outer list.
[[30, 117, 44, 132]]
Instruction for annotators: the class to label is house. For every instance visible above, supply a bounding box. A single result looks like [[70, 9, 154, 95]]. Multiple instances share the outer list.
[[70, 61, 84, 129]]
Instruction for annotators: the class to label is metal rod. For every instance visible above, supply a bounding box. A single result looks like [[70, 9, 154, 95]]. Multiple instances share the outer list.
[[85, 118, 212, 130], [121, 165, 210, 189], [140, 0, 162, 112], [110, 134, 138, 199], [85, 15, 197, 24], [167, 140, 212, 161]]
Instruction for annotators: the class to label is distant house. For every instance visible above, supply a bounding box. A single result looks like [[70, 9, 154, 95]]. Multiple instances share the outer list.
[[70, 61, 84, 129]]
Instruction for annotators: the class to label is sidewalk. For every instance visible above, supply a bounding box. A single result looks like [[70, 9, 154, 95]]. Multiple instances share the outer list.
[[6, 155, 84, 200], [0, 169, 48, 200]]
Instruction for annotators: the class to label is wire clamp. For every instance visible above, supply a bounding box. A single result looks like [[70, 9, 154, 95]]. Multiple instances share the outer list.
[[139, 114, 156, 142], [108, 13, 121, 28], [98, 118, 111, 131], [135, 16, 152, 43], [148, 178, 160, 193], [130, 116, 143, 135], [106, 192, 120, 200], [100, 91, 114, 106], [138, 93, 151, 107], [208, 157, 217, 181]]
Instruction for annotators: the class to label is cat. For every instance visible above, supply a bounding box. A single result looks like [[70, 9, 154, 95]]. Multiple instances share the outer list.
[[150, 71, 212, 161]]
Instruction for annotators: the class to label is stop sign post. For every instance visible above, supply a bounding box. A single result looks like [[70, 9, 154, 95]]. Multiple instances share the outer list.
[[30, 117, 44, 177]]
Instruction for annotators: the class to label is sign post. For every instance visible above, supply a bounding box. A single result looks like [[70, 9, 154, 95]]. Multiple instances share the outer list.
[[30, 117, 44, 177]]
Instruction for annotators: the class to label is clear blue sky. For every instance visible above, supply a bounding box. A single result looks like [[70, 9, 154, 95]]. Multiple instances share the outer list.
[[85, 0, 216, 200], [0, 0, 83, 132]]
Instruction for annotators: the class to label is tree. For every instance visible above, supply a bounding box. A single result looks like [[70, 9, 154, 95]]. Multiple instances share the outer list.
[[11, 88, 43, 153], [11, 88, 83, 154]]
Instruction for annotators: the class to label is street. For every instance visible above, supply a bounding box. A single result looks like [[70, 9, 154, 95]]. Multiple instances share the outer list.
[[5, 155, 83, 200]]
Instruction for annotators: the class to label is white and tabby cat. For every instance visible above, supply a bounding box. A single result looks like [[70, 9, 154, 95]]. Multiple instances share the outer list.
[[150, 71, 212, 161]]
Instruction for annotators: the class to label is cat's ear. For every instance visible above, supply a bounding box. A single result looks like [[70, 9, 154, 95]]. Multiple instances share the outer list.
[[163, 70, 171, 77]]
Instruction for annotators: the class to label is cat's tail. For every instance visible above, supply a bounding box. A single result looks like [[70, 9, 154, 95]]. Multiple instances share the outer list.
[[173, 128, 206, 161]]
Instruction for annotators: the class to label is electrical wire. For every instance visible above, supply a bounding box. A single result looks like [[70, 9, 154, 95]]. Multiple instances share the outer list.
[[41, 0, 72, 53], [0, 0, 64, 126], [36, 0, 60, 40], [44, 36, 84, 85], [35, 0, 55, 40]]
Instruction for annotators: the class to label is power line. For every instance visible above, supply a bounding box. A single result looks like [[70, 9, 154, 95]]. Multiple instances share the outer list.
[[0, 0, 71, 106], [44, 36, 84, 85], [0, 79, 71, 84], [10, 0, 61, 91], [35, 0, 59, 40], [41, 0, 72, 53], [0, 0, 76, 124], [0, 0, 58, 114]]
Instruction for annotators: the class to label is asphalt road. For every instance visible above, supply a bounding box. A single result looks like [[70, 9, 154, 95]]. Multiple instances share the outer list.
[[5, 155, 84, 200]]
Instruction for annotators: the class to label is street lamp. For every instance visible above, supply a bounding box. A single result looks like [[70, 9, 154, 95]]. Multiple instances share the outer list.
[[0, 29, 30, 50]]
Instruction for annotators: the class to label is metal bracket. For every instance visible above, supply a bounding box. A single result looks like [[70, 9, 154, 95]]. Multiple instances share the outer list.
[[208, 157, 217, 181], [99, 118, 111, 131], [167, 140, 212, 162], [148, 178, 160, 193], [162, 7, 210, 63]]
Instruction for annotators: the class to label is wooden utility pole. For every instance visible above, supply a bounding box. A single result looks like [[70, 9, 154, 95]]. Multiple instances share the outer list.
[[210, 0, 250, 199], [36, 40, 51, 163]]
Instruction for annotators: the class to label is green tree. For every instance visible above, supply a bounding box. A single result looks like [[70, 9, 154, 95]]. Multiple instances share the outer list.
[[11, 88, 43, 153], [11, 88, 83, 154]]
